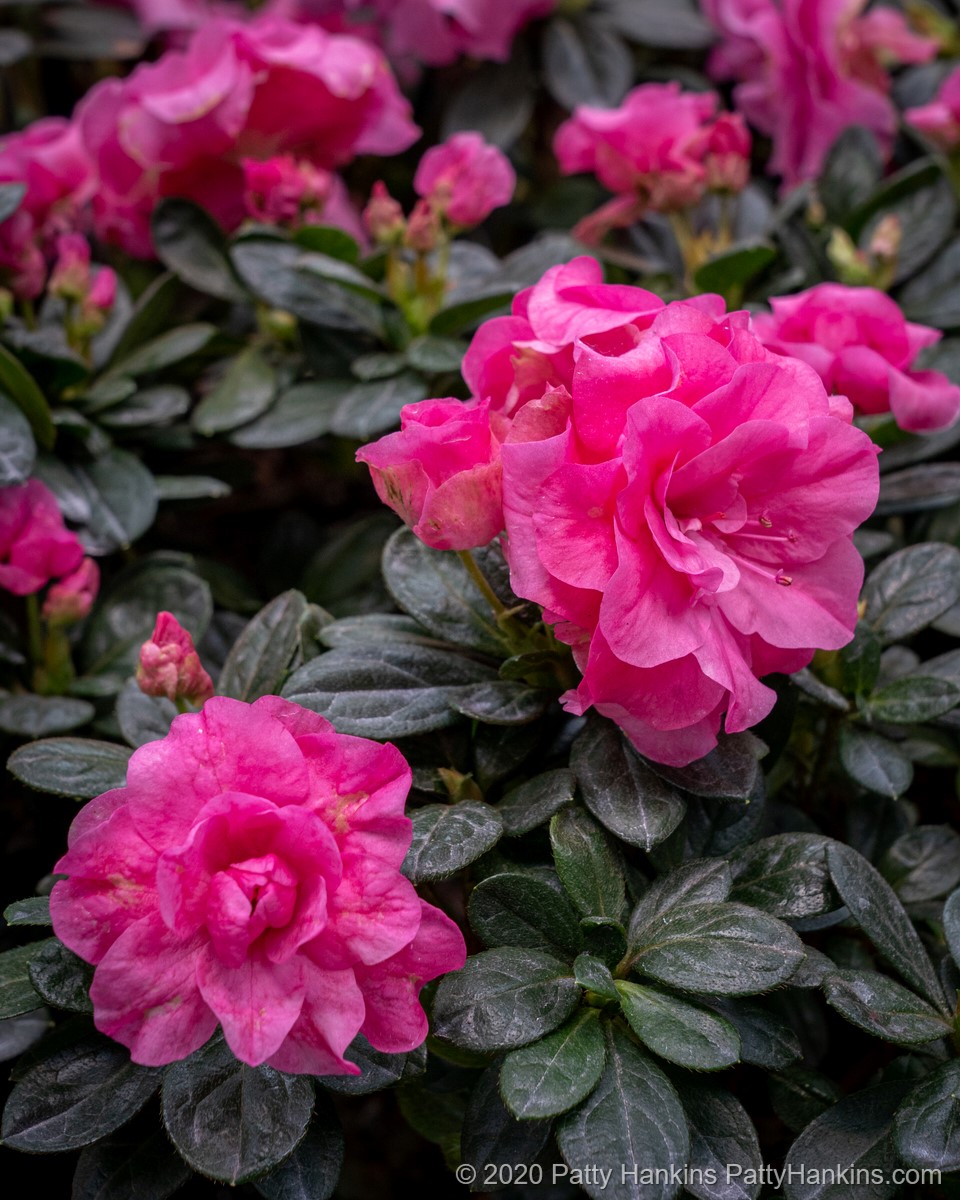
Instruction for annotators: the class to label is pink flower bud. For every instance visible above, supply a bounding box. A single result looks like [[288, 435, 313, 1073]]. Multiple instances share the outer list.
[[356, 397, 503, 551], [363, 181, 406, 245], [404, 198, 440, 253], [137, 612, 214, 707], [703, 112, 751, 193], [42, 557, 100, 624], [242, 155, 333, 226], [48, 233, 91, 302], [413, 132, 516, 227], [86, 267, 117, 313]]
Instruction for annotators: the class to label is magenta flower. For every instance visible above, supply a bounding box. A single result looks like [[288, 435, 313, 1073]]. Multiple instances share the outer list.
[[76, 14, 418, 256], [137, 612, 215, 707], [356, 397, 502, 551], [50, 696, 466, 1071], [0, 480, 85, 598], [703, 0, 936, 188], [414, 133, 516, 228], [360, 258, 880, 765], [906, 68, 960, 151], [0, 119, 93, 299], [42, 557, 100, 625], [753, 284, 960, 433]]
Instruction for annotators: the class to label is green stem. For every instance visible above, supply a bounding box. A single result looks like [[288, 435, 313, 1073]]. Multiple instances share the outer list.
[[25, 594, 43, 667], [457, 549, 510, 619]]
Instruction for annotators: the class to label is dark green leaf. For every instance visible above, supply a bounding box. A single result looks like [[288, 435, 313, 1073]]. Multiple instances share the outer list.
[[72, 449, 158, 555], [2, 1032, 160, 1152], [255, 1098, 343, 1200], [770, 1067, 843, 1134], [942, 887, 960, 966], [161, 1037, 314, 1185], [232, 238, 382, 335], [705, 999, 802, 1069], [0, 181, 25, 224], [500, 1008, 606, 1119], [823, 969, 950, 1044], [0, 1011, 49, 1065], [616, 981, 740, 1071], [628, 859, 733, 949], [98, 384, 190, 430], [826, 842, 945, 1010], [192, 347, 276, 435], [556, 1024, 688, 1200], [109, 323, 215, 378], [0, 392, 35, 485], [881, 825, 960, 903], [0, 344, 55, 449], [574, 954, 619, 1002], [154, 474, 230, 501], [430, 287, 515, 336], [863, 169, 956, 283], [432, 947, 580, 1052], [550, 807, 627, 922], [28, 939, 93, 1013], [449, 680, 549, 725], [819, 127, 883, 225], [631, 902, 804, 995], [864, 675, 960, 723], [115, 680, 176, 749], [838, 727, 913, 798], [0, 694, 94, 737], [0, 941, 49, 1019], [322, 1036, 426, 1096], [229, 381, 348, 449], [328, 372, 428, 440], [219, 590, 307, 702], [442, 49, 535, 149], [839, 622, 881, 698], [403, 801, 503, 883], [81, 560, 210, 680], [152, 198, 247, 301], [7, 737, 131, 798], [862, 542, 960, 643], [729, 834, 836, 920], [542, 16, 632, 109], [4, 896, 50, 927], [571, 718, 685, 851], [460, 1064, 552, 1189], [293, 224, 359, 263], [496, 769, 575, 836], [601, 0, 713, 46], [894, 1060, 960, 1171], [782, 1083, 910, 1200], [876, 463, 960, 515], [693, 241, 776, 296], [282, 642, 498, 738], [405, 335, 464, 375], [73, 1127, 193, 1200], [676, 1081, 763, 1200], [468, 871, 583, 959], [652, 732, 765, 800], [382, 528, 509, 656]]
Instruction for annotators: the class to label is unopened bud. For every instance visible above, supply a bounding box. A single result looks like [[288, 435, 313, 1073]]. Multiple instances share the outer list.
[[42, 557, 99, 625], [137, 611, 214, 707], [363, 181, 405, 245]]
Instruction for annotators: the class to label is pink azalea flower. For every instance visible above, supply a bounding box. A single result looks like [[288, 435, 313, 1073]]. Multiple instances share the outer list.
[[50, 696, 466, 1071], [703, 0, 937, 188], [753, 283, 960, 433], [76, 14, 418, 256], [360, 257, 880, 765], [137, 612, 215, 707], [414, 132, 516, 228], [0, 480, 85, 597], [356, 397, 502, 551], [42, 557, 100, 624], [0, 119, 94, 299], [906, 67, 960, 151]]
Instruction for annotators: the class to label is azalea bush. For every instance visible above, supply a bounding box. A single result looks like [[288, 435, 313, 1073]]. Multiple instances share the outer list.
[[7, 1, 960, 1198]]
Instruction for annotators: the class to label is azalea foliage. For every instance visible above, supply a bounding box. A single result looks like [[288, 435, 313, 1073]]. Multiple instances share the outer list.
[[5, 2, 960, 1199]]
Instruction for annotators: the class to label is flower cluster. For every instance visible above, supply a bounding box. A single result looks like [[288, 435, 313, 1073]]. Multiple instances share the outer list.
[[359, 257, 881, 765], [704, 0, 937, 188], [51, 695, 466, 1070], [0, 480, 86, 598], [0, 120, 93, 299], [76, 15, 417, 256], [554, 83, 750, 241]]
